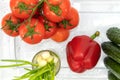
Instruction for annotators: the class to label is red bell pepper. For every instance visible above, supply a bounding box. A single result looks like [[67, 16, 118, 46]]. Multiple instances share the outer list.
[[66, 31, 101, 73]]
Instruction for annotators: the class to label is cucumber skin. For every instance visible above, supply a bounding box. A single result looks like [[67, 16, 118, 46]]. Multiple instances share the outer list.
[[101, 42, 120, 64], [107, 27, 120, 44], [108, 71, 120, 80], [104, 57, 120, 79]]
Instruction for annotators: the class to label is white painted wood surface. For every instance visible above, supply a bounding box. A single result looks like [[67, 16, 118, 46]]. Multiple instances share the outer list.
[[0, 0, 120, 80]]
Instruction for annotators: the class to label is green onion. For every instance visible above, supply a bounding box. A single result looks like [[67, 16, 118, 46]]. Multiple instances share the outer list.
[[0, 50, 60, 80], [0, 59, 38, 68]]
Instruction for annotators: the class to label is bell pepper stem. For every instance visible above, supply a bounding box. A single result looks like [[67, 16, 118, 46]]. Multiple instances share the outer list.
[[90, 31, 100, 40]]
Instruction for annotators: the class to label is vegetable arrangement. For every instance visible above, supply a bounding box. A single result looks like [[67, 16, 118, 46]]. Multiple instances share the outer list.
[[0, 50, 61, 80], [101, 27, 120, 80], [1, 0, 79, 44], [1, 0, 120, 79], [66, 31, 101, 73]]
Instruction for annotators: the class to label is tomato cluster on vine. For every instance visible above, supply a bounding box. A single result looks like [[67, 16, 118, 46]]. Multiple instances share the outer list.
[[1, 0, 80, 44]]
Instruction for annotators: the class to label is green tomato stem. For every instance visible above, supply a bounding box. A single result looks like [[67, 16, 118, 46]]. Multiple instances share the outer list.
[[44, 0, 62, 16], [28, 0, 44, 23]]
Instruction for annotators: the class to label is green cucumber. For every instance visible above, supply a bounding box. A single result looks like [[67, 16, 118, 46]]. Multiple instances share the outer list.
[[104, 57, 120, 79], [101, 42, 120, 64], [108, 71, 120, 80], [107, 27, 120, 44]]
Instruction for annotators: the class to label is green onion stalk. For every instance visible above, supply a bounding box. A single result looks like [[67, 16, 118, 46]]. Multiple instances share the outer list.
[[0, 50, 60, 80]]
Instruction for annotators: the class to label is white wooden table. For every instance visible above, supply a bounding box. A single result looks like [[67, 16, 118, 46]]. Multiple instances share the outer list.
[[0, 0, 120, 80]]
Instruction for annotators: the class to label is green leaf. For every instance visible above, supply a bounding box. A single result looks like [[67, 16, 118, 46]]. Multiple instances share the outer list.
[[50, 5, 62, 16], [17, 2, 32, 14], [61, 20, 73, 29]]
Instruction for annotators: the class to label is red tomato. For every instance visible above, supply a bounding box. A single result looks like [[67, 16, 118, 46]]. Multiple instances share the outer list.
[[43, 0, 71, 22], [51, 28, 70, 42], [10, 0, 39, 19], [44, 22, 57, 39], [1, 13, 21, 37], [59, 7, 79, 30], [39, 16, 57, 39], [39, 16, 45, 24], [19, 18, 45, 44], [48, 0, 62, 5]]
